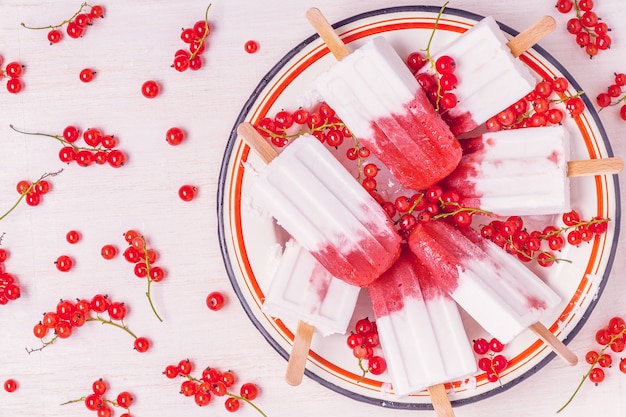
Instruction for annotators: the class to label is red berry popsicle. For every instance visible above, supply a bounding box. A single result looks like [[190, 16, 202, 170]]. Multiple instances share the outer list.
[[308, 8, 462, 191]]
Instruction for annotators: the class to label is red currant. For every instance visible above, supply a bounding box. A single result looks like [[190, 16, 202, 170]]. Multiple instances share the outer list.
[[141, 80, 160, 98], [166, 127, 186, 145], [178, 185, 197, 201], [589, 367, 605, 383], [367, 356, 387, 375], [79, 68, 95, 82], [225, 397, 240, 412], [244, 40, 259, 54], [472, 338, 490, 355], [66, 230, 81, 244], [101, 244, 117, 260], [206, 291, 225, 311], [92, 379, 108, 395], [55, 255, 74, 272], [4, 379, 18, 393], [240, 382, 259, 400], [116, 391, 134, 408], [48, 29, 63, 44], [134, 336, 150, 352]]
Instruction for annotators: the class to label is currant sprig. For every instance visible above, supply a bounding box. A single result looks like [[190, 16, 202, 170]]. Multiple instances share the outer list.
[[473, 337, 508, 385], [596, 72, 626, 121], [345, 317, 387, 382], [189, 4, 212, 61], [9, 124, 126, 167], [122, 230, 165, 322], [555, 0, 612, 58], [0, 170, 62, 223], [28, 295, 151, 354], [20, 2, 105, 43], [61, 378, 134, 417], [557, 316, 626, 413], [172, 4, 212, 72], [0, 247, 21, 306], [163, 359, 267, 415]]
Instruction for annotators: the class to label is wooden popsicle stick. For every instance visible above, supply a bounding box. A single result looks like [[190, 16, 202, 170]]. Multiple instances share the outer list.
[[236, 122, 279, 164], [529, 322, 578, 366], [285, 320, 315, 386], [567, 157, 623, 177], [427, 384, 456, 417], [306, 7, 350, 60], [507, 16, 556, 58]]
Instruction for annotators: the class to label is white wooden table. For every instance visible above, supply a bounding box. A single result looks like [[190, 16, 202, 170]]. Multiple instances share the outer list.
[[0, 1, 624, 416]]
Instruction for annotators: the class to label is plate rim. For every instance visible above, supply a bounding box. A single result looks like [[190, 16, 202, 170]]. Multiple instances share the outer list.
[[217, 4, 621, 409]]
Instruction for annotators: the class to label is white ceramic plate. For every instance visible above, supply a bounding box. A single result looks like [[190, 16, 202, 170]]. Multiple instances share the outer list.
[[218, 5, 620, 409]]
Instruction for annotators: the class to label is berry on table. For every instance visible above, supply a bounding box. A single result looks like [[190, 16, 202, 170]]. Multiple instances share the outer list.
[[20, 3, 106, 44], [206, 291, 225, 311], [244, 40, 259, 54], [66, 230, 81, 244], [178, 185, 197, 202], [79, 68, 95, 83], [141, 80, 160, 98], [3, 379, 18, 393], [166, 127, 186, 145], [171, 4, 212, 72], [55, 255, 74, 272]]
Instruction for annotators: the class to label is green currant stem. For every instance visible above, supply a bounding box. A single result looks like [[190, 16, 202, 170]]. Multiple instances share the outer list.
[[0, 170, 63, 223], [140, 237, 163, 322], [607, 94, 626, 107], [355, 358, 370, 383], [9, 124, 106, 152], [540, 217, 610, 240], [421, 2, 449, 111], [189, 3, 212, 61], [21, 2, 90, 30], [87, 315, 138, 339], [433, 201, 494, 220], [258, 120, 347, 141], [557, 329, 626, 413], [26, 335, 58, 354], [225, 392, 268, 417], [60, 396, 87, 406]]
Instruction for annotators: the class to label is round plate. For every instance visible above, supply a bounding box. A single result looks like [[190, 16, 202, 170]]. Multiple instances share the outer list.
[[217, 5, 620, 409]]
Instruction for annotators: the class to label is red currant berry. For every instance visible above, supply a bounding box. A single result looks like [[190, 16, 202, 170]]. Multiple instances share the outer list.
[[6, 78, 23, 94], [101, 244, 117, 260], [566, 97, 585, 116], [585, 350, 599, 365], [489, 338, 504, 353], [244, 40, 259, 53], [4, 379, 18, 393], [206, 291, 225, 311], [368, 356, 387, 375], [79, 68, 95, 82], [435, 55, 455, 74], [116, 391, 134, 408], [589, 367, 605, 383], [134, 336, 150, 352], [141, 80, 160, 98], [166, 127, 186, 145], [48, 29, 63, 44], [225, 397, 240, 412], [66, 230, 81, 244], [597, 354, 612, 368], [92, 379, 108, 395], [556, 0, 573, 13], [478, 357, 492, 372], [620, 358, 626, 374], [55, 255, 74, 272], [472, 338, 490, 355], [178, 185, 197, 201], [240, 382, 259, 400], [406, 51, 427, 72]]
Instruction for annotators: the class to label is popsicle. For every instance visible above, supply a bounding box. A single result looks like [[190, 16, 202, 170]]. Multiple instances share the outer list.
[[418, 15, 555, 136], [441, 125, 624, 216], [237, 122, 402, 287], [308, 8, 462, 191], [408, 220, 577, 365], [262, 240, 360, 386], [368, 245, 476, 412]]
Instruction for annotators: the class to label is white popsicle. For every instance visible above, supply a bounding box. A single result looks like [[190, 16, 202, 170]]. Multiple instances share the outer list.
[[421, 16, 541, 136], [368, 245, 476, 402]]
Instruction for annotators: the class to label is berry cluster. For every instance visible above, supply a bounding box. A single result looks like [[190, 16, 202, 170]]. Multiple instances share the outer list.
[[596, 72, 626, 121], [409, 54, 459, 112], [15, 175, 53, 208], [0, 248, 21, 305], [21, 3, 105, 44], [345, 317, 387, 381], [172, 4, 212, 72], [122, 230, 166, 322], [472, 337, 508, 383], [558, 316, 626, 412], [62, 378, 134, 417], [30, 295, 150, 353], [0, 56, 26, 94], [480, 210, 609, 267], [9, 124, 126, 168], [163, 359, 266, 415], [556, 0, 612, 58], [486, 77, 584, 132]]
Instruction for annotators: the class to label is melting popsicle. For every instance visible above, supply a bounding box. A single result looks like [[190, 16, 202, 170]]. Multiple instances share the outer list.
[[442, 125, 623, 216], [309, 8, 462, 191], [263, 240, 360, 386], [419, 15, 555, 136], [368, 245, 476, 413], [237, 122, 402, 287], [408, 220, 577, 366]]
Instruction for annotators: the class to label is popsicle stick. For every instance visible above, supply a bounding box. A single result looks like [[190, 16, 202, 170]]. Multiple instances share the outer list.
[[507, 15, 557, 58], [529, 322, 578, 366], [567, 157, 623, 177], [427, 384, 456, 417], [236, 122, 279, 164], [285, 320, 315, 386], [306, 7, 350, 60]]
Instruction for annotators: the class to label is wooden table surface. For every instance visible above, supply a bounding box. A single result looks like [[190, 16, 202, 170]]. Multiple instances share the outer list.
[[1, 1, 624, 416]]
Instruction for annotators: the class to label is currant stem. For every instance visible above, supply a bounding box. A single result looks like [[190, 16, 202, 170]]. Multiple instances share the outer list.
[[540, 217, 610, 239], [557, 328, 626, 413], [356, 358, 369, 383], [60, 396, 87, 406], [9, 124, 105, 152], [189, 3, 212, 61], [21, 2, 90, 30], [225, 392, 268, 417], [257, 120, 347, 141], [26, 336, 58, 354], [140, 237, 163, 322], [0, 170, 63, 223], [87, 315, 138, 339], [422, 1, 449, 111]]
